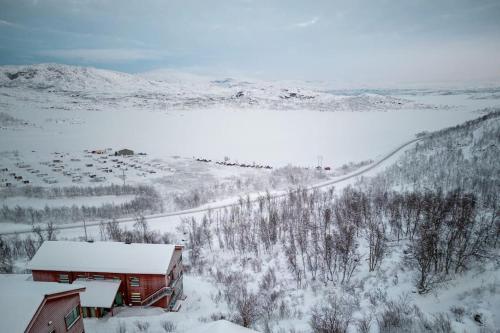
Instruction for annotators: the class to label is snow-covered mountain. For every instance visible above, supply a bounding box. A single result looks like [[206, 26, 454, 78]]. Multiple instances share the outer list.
[[0, 63, 433, 112], [0, 63, 156, 92]]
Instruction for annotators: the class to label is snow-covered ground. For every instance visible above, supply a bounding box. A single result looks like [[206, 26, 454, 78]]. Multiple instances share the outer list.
[[1, 64, 497, 168], [0, 195, 135, 209], [1, 64, 499, 333], [3, 64, 497, 228], [0, 100, 488, 168]]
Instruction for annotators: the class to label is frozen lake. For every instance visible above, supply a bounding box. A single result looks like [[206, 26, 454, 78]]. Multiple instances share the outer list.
[[1, 94, 497, 167]]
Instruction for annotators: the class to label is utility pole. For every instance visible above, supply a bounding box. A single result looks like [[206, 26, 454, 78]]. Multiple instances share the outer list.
[[82, 217, 88, 241], [317, 155, 323, 168]]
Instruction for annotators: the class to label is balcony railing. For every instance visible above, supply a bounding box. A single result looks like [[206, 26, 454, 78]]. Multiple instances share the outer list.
[[169, 275, 182, 289]]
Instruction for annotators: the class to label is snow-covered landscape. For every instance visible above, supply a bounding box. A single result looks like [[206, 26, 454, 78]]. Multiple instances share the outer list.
[[1, 1, 499, 332], [0, 63, 498, 333]]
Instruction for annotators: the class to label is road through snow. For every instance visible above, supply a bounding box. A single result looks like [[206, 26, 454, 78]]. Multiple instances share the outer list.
[[0, 137, 421, 236]]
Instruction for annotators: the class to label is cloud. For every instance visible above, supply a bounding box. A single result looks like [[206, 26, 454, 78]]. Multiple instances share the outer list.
[[37, 48, 167, 63], [0, 18, 24, 29], [293, 17, 319, 28]]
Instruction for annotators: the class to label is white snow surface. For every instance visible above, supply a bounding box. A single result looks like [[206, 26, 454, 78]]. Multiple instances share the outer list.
[[184, 320, 259, 333], [0, 63, 426, 112], [27, 241, 175, 274], [73, 278, 121, 308], [1, 195, 135, 209], [1, 63, 497, 168], [0, 274, 84, 333]]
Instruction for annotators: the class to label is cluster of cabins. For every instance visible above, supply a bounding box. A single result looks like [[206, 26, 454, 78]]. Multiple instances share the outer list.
[[0, 240, 184, 333], [196, 158, 273, 169], [1, 165, 31, 187]]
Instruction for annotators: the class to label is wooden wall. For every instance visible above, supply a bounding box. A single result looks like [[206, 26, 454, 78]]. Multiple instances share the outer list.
[[28, 293, 84, 333], [32, 270, 168, 307]]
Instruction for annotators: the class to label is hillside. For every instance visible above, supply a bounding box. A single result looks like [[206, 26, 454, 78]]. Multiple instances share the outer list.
[[364, 109, 500, 209], [175, 111, 500, 332], [0, 63, 432, 112]]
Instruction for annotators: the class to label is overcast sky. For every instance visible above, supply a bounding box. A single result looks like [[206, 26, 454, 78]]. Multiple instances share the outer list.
[[1, 0, 500, 86]]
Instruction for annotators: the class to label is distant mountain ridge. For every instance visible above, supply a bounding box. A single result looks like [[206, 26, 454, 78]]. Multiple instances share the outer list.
[[0, 63, 433, 112], [0, 63, 155, 92]]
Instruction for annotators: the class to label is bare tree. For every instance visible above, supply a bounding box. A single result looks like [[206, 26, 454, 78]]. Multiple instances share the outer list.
[[366, 218, 387, 272], [310, 295, 354, 333], [0, 236, 14, 273], [234, 287, 261, 328]]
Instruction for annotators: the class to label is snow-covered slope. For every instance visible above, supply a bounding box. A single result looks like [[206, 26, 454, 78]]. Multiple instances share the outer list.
[[0, 63, 155, 92], [0, 63, 432, 112]]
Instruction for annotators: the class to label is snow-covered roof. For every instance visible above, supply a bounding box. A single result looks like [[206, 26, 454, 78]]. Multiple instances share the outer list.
[[186, 320, 259, 333], [28, 241, 176, 275], [73, 278, 121, 308], [0, 274, 84, 333]]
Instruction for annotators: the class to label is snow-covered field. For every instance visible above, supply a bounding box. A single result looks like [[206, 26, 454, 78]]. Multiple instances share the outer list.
[[1, 64, 499, 333], [1, 64, 497, 168], [3, 64, 497, 224], [0, 97, 489, 167], [1, 195, 135, 209]]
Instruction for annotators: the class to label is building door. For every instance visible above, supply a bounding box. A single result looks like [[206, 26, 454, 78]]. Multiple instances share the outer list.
[[115, 292, 123, 306]]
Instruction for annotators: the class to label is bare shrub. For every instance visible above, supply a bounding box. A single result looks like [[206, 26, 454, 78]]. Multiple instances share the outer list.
[[209, 312, 228, 321], [449, 305, 465, 323], [278, 300, 291, 319], [160, 320, 176, 332], [0, 236, 14, 273], [309, 295, 354, 333], [428, 313, 454, 333], [356, 314, 372, 333], [116, 321, 127, 333], [377, 295, 416, 333], [134, 321, 150, 332], [366, 288, 387, 307], [233, 288, 261, 328], [366, 218, 387, 271], [23, 236, 38, 260]]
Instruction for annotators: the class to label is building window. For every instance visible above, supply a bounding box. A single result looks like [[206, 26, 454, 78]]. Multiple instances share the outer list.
[[58, 274, 69, 283], [93, 275, 105, 280], [130, 292, 142, 303], [65, 305, 80, 330], [129, 277, 140, 287]]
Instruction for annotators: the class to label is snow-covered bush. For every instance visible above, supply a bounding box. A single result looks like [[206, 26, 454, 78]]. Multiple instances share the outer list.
[[160, 320, 176, 332], [309, 294, 356, 333], [449, 305, 465, 323], [377, 295, 417, 333], [134, 320, 150, 332], [115, 321, 127, 333]]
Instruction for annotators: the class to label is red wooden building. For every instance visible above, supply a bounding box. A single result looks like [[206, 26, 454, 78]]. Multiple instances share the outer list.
[[28, 240, 184, 312], [0, 274, 85, 333]]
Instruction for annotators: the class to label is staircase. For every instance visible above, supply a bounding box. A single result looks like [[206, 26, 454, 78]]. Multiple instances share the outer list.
[[141, 286, 172, 307]]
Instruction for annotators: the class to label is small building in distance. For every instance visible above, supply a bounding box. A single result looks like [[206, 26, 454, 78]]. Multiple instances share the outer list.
[[115, 148, 134, 156], [0, 274, 85, 333], [28, 241, 184, 311]]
